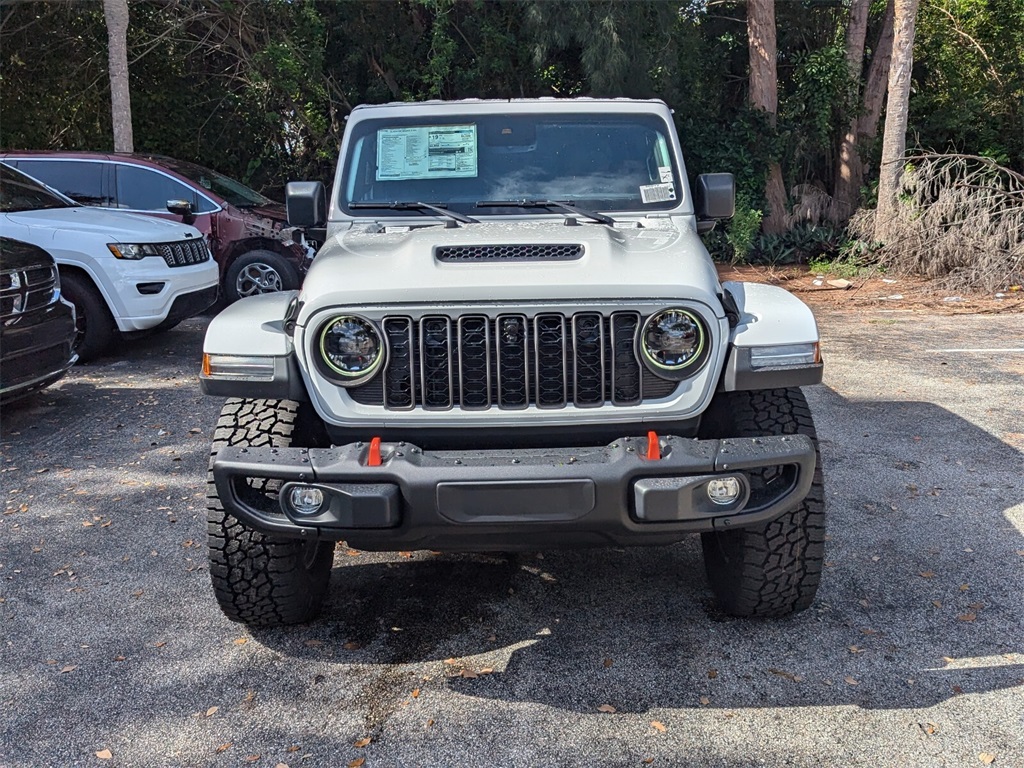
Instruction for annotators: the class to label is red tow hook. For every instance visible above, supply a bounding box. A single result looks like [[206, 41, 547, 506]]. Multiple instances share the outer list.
[[645, 430, 661, 460], [367, 436, 383, 467]]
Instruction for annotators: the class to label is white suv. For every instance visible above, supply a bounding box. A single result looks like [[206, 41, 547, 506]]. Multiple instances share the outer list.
[[0, 163, 219, 361]]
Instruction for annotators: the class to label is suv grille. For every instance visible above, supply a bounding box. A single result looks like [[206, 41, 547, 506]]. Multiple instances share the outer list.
[[436, 244, 583, 262], [156, 239, 210, 268], [1, 264, 59, 319], [347, 311, 678, 411]]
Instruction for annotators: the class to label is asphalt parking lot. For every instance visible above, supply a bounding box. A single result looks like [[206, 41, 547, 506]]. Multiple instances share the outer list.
[[2, 308, 1022, 768]]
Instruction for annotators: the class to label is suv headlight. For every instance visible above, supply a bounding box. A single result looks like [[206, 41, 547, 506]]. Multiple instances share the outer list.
[[318, 315, 384, 383], [107, 243, 160, 260], [639, 308, 708, 378]]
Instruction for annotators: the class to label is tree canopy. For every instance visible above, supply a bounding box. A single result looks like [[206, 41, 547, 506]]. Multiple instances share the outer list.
[[1, 0, 1020, 233]]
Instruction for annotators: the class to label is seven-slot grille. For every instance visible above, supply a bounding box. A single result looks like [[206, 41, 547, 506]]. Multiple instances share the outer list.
[[436, 244, 583, 262], [0, 264, 59, 318], [155, 238, 210, 268], [346, 311, 679, 411]]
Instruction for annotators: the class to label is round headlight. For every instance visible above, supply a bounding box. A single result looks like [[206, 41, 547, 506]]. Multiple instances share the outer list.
[[641, 309, 706, 372], [319, 315, 383, 378]]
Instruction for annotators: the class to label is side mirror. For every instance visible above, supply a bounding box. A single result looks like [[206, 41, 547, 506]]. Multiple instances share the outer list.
[[166, 199, 195, 224], [286, 181, 327, 228], [694, 173, 735, 226]]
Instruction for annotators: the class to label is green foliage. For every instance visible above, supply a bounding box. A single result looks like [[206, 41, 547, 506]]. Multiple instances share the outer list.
[[0, 0, 1019, 207], [748, 223, 851, 266]]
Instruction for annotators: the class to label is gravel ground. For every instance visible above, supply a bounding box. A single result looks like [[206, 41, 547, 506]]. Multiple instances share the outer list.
[[1, 309, 1022, 768]]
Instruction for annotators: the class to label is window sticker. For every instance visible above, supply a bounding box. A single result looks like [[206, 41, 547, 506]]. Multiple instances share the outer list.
[[658, 166, 673, 183], [376, 124, 478, 181], [639, 183, 676, 204]]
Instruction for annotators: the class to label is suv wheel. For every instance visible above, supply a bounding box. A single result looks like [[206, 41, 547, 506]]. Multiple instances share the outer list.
[[697, 388, 825, 617], [224, 250, 299, 302], [207, 398, 334, 626], [60, 272, 116, 363]]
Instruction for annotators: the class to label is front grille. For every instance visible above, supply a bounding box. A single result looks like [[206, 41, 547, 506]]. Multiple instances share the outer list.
[[1, 264, 58, 319], [155, 238, 210, 268], [436, 244, 583, 262], [348, 311, 679, 411]]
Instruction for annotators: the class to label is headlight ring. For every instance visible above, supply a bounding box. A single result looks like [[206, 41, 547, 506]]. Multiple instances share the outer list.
[[638, 308, 709, 379], [316, 314, 384, 384]]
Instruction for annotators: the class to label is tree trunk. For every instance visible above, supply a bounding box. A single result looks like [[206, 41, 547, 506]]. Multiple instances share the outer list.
[[747, 0, 787, 235], [830, 0, 872, 222], [859, 0, 896, 142], [875, 0, 919, 241], [104, 0, 133, 153]]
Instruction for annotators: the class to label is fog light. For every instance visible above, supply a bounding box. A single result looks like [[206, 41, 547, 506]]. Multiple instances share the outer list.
[[707, 477, 741, 506], [288, 486, 325, 516]]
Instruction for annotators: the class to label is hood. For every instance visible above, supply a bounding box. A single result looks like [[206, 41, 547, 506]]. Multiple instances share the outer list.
[[299, 218, 723, 316], [242, 203, 287, 222], [6, 207, 202, 242]]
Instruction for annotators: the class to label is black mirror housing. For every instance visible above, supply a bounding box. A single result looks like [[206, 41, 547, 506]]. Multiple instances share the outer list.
[[695, 173, 735, 221], [286, 181, 327, 228], [166, 199, 195, 224]]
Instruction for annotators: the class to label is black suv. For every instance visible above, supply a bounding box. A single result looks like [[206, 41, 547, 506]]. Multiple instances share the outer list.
[[1, 237, 77, 403]]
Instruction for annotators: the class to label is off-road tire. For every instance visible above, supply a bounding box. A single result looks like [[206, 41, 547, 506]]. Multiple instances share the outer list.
[[60, 271, 116, 363], [697, 388, 825, 617], [207, 398, 334, 626], [224, 249, 300, 302]]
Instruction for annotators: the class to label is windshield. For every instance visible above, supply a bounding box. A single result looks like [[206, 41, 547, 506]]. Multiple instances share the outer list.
[[340, 112, 681, 217], [147, 157, 274, 208], [0, 163, 74, 212]]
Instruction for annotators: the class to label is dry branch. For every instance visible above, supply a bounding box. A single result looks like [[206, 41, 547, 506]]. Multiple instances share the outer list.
[[852, 153, 1024, 293]]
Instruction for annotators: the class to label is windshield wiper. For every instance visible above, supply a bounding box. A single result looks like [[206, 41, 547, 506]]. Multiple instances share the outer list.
[[349, 201, 478, 225], [475, 199, 615, 225]]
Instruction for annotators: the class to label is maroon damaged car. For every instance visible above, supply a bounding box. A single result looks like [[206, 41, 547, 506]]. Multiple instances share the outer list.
[[0, 151, 315, 302]]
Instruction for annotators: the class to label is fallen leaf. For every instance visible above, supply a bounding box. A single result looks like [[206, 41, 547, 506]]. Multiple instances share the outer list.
[[345, 549, 361, 557], [707, 668, 718, 679], [919, 570, 936, 578], [848, 645, 865, 654], [348, 759, 366, 768], [354, 738, 371, 748], [932, 600, 942, 608], [304, 639, 322, 647], [603, 658, 613, 668], [275, 764, 290, 768], [215, 743, 232, 753], [426, 719, 435, 727], [460, 669, 478, 679], [113, 655, 125, 662], [233, 637, 248, 646], [953, 685, 964, 694], [960, 584, 970, 591], [205, 706, 218, 717], [958, 613, 977, 622], [918, 722, 938, 736], [845, 676, 860, 686], [597, 704, 616, 713], [131, 589, 144, 598], [768, 668, 803, 683], [979, 753, 996, 765], [398, 551, 413, 558], [287, 745, 301, 753], [343, 641, 361, 650], [244, 756, 260, 763], [411, 688, 420, 699], [699, 696, 711, 706], [95, 749, 112, 760], [644, 760, 655, 765], [480, 667, 494, 675], [60, 665, 77, 674], [444, 658, 458, 665], [153, 641, 167, 648]]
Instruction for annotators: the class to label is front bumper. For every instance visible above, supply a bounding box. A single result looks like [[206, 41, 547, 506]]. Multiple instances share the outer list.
[[212, 433, 816, 551]]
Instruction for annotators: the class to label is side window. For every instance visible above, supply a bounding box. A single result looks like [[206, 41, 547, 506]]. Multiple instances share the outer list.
[[115, 165, 198, 211], [15, 160, 111, 206]]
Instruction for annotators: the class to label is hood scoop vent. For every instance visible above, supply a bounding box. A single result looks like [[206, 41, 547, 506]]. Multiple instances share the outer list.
[[435, 244, 583, 263]]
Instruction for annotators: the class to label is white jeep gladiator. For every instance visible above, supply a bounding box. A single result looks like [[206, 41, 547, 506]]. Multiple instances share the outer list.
[[200, 98, 825, 627]]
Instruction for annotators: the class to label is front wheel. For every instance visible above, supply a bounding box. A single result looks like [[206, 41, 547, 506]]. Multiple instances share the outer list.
[[60, 272, 116, 363], [697, 388, 825, 617], [223, 250, 300, 302], [207, 398, 334, 626]]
